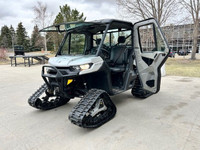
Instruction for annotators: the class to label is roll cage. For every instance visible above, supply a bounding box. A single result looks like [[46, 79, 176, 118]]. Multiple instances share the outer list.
[[40, 20, 133, 58]]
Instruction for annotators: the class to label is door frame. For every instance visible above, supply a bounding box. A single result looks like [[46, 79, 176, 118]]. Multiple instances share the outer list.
[[133, 18, 170, 93]]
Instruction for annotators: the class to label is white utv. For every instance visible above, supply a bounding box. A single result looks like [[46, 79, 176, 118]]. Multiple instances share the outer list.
[[28, 18, 169, 128]]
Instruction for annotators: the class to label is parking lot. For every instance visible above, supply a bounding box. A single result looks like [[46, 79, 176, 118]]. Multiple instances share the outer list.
[[0, 65, 200, 150]]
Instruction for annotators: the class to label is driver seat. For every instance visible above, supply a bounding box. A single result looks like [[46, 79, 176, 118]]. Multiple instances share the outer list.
[[109, 36, 128, 73]]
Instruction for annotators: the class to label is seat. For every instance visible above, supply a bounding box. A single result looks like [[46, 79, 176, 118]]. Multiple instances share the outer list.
[[109, 36, 128, 73]]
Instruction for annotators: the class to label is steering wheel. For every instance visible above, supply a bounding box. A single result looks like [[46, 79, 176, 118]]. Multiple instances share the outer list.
[[100, 46, 110, 59]]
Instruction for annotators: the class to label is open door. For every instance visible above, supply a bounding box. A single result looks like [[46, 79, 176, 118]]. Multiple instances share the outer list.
[[133, 18, 169, 93]]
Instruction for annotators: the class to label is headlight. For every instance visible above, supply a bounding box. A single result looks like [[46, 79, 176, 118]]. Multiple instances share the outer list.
[[71, 63, 92, 71], [80, 64, 90, 70]]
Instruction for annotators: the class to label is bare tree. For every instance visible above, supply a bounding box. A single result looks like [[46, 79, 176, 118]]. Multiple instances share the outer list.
[[181, 0, 200, 60], [117, 0, 177, 26], [33, 1, 53, 51]]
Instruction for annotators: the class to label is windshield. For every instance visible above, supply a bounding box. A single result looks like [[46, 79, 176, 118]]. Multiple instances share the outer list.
[[59, 23, 107, 56], [61, 33, 86, 55]]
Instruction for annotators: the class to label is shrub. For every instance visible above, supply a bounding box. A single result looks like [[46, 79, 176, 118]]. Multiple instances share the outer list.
[[0, 48, 7, 60]]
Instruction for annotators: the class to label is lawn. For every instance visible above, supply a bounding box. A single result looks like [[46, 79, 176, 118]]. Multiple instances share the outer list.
[[1, 51, 200, 78], [166, 57, 200, 77]]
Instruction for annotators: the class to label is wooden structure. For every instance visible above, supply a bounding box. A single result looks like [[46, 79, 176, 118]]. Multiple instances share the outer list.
[[9, 54, 49, 67]]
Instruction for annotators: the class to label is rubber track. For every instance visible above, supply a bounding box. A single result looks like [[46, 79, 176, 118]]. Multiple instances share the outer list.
[[69, 89, 115, 128], [28, 83, 47, 108], [132, 77, 153, 98]]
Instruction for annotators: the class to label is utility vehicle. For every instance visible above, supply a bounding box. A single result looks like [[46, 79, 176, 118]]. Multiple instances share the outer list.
[[28, 18, 169, 128]]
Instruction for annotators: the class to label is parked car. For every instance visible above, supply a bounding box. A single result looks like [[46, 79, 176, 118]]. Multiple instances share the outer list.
[[168, 49, 175, 58], [187, 49, 192, 53], [178, 49, 188, 56], [187, 49, 199, 53]]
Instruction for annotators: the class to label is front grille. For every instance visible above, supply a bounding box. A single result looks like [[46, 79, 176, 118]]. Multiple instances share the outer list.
[[47, 69, 57, 75]]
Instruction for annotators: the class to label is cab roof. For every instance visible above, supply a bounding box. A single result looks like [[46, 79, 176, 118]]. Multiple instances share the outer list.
[[40, 19, 133, 33]]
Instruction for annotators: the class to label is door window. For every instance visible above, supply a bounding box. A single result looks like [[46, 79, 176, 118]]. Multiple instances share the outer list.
[[155, 27, 165, 52], [138, 24, 165, 52], [139, 24, 156, 52]]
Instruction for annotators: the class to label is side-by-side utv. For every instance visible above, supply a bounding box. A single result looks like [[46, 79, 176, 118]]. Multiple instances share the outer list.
[[28, 18, 169, 128]]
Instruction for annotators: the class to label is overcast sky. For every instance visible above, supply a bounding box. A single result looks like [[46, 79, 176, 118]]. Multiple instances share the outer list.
[[0, 0, 119, 36], [0, 0, 190, 37]]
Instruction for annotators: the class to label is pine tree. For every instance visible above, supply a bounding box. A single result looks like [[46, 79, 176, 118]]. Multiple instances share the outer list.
[[16, 22, 26, 46], [16, 22, 30, 50], [51, 4, 86, 51], [0, 25, 12, 48], [9, 25, 15, 49], [54, 4, 86, 24], [31, 25, 42, 51]]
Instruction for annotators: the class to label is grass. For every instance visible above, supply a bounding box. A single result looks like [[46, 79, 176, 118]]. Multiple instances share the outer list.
[[0, 59, 9, 65], [166, 58, 200, 77], [1, 51, 200, 78]]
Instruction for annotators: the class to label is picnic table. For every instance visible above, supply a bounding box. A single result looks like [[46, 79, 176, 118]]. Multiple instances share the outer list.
[[9, 54, 49, 67]]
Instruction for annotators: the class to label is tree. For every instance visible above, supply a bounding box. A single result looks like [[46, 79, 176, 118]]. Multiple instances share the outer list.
[[16, 22, 30, 50], [10, 25, 15, 50], [51, 4, 86, 51], [33, 1, 53, 51], [31, 25, 43, 50], [0, 25, 12, 48], [181, 0, 200, 60], [16, 22, 26, 45], [117, 0, 177, 26], [54, 4, 86, 24]]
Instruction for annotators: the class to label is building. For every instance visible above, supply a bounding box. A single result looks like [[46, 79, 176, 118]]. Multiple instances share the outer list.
[[162, 24, 200, 53]]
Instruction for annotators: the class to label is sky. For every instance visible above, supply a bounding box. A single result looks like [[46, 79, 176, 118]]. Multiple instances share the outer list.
[[0, 0, 190, 37], [0, 0, 119, 36]]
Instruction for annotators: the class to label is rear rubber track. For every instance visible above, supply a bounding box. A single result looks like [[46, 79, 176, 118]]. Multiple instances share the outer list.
[[131, 77, 153, 98]]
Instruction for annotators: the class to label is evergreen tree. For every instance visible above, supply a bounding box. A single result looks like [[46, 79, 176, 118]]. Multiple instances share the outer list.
[[16, 22, 30, 50], [16, 22, 26, 46], [51, 4, 86, 51], [0, 25, 12, 48], [9, 25, 15, 48], [54, 4, 86, 24], [31, 25, 43, 51]]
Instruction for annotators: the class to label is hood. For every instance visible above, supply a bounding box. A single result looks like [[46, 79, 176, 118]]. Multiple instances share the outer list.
[[48, 55, 103, 67]]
